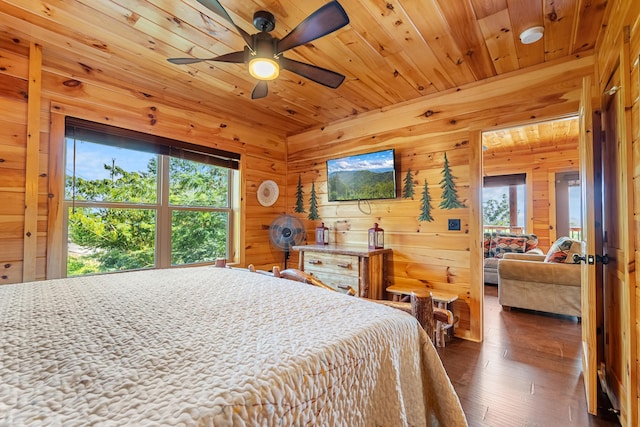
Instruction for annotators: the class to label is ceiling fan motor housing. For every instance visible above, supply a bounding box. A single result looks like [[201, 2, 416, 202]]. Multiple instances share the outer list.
[[253, 11, 275, 32], [251, 32, 279, 58]]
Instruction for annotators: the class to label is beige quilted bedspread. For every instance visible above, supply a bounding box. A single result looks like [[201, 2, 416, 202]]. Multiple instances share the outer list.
[[0, 266, 466, 426]]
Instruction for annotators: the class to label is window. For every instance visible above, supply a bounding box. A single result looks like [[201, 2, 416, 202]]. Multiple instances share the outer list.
[[64, 118, 240, 276], [555, 172, 582, 240], [482, 173, 526, 234]]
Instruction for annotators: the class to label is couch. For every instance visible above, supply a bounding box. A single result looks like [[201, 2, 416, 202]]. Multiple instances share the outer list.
[[483, 232, 543, 284], [497, 237, 583, 317]]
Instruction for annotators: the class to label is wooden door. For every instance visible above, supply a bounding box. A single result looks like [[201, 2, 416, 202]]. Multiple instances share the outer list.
[[578, 75, 598, 415], [600, 67, 633, 423]]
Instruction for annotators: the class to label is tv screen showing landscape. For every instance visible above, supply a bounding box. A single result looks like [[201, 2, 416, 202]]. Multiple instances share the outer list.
[[327, 149, 396, 201]]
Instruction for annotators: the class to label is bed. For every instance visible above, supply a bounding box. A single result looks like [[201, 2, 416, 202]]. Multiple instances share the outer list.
[[0, 266, 467, 426]]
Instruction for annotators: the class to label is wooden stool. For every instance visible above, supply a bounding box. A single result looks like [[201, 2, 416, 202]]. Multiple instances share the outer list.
[[386, 284, 458, 347]]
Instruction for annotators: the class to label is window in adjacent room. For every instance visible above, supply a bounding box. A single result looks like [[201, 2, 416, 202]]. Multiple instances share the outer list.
[[482, 173, 526, 234], [555, 172, 582, 240], [64, 118, 240, 276]]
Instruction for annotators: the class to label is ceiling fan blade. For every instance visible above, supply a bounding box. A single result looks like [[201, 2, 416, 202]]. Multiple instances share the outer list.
[[167, 50, 245, 65], [277, 1, 349, 54], [280, 57, 345, 88], [251, 81, 268, 99], [168, 57, 215, 65], [196, 0, 254, 49], [209, 50, 245, 63]]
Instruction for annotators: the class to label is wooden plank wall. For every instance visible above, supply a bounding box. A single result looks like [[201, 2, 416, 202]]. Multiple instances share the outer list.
[[633, 9, 640, 425], [0, 39, 34, 285], [0, 35, 288, 284], [286, 55, 594, 342], [483, 140, 579, 252]]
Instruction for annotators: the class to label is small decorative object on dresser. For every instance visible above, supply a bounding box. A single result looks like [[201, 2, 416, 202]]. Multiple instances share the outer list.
[[368, 223, 384, 249], [315, 222, 329, 245]]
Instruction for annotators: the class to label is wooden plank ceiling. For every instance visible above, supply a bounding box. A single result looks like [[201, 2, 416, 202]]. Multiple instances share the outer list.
[[482, 116, 579, 154], [0, 0, 604, 136]]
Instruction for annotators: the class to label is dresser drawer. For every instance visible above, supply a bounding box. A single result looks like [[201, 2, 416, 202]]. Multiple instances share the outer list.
[[306, 269, 359, 294], [303, 253, 359, 294], [303, 253, 359, 277]]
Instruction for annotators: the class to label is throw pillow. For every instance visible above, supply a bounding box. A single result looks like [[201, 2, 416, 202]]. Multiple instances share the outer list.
[[491, 236, 527, 258], [483, 233, 491, 257], [487, 232, 538, 257], [491, 231, 538, 253], [544, 237, 584, 263]]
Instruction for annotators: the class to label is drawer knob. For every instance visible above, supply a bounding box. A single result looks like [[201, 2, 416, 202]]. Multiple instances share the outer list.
[[337, 263, 352, 269], [308, 259, 322, 265]]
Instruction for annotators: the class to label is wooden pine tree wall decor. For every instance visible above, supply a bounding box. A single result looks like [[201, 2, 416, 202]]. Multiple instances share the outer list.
[[418, 179, 434, 222], [402, 168, 415, 199], [294, 174, 305, 213], [439, 152, 466, 209], [308, 181, 320, 220]]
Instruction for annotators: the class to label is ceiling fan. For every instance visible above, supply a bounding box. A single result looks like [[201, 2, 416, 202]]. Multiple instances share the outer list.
[[168, 0, 350, 99]]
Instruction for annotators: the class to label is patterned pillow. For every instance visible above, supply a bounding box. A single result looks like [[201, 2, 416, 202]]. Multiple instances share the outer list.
[[544, 237, 584, 263], [487, 232, 538, 257], [491, 232, 538, 253], [491, 236, 527, 258], [483, 233, 492, 257]]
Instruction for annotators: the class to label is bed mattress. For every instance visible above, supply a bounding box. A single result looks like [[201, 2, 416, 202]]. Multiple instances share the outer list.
[[0, 266, 465, 426]]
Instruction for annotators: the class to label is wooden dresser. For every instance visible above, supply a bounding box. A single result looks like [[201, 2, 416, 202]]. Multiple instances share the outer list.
[[292, 244, 392, 299]]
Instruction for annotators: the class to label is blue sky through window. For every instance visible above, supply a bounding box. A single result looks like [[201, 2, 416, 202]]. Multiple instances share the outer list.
[[65, 138, 154, 181]]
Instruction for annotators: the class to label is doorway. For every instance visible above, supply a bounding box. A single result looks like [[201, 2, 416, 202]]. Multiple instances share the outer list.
[[482, 116, 581, 260]]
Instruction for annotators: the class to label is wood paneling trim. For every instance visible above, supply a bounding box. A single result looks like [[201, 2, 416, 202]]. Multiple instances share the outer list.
[[548, 171, 558, 244], [44, 80, 283, 150], [46, 111, 65, 279], [469, 130, 483, 343], [22, 42, 41, 282], [288, 55, 594, 152]]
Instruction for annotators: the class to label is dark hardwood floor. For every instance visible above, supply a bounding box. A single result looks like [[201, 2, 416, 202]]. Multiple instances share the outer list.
[[437, 285, 620, 427]]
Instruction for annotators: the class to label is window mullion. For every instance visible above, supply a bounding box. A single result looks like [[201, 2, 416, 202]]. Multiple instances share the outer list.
[[157, 155, 171, 268]]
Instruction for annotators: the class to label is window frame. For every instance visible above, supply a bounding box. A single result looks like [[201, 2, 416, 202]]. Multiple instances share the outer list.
[[482, 173, 528, 234], [53, 116, 240, 277]]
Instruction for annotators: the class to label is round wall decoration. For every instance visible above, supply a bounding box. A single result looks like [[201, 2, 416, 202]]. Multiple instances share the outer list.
[[257, 180, 279, 207]]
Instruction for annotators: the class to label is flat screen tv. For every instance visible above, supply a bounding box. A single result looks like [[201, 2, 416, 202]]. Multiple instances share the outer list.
[[327, 149, 397, 201]]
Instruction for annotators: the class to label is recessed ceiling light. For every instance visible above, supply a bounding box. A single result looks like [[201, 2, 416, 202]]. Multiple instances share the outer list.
[[519, 26, 544, 45]]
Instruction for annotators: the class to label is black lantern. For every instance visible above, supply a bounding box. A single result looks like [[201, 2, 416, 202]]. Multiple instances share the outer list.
[[368, 223, 384, 249], [315, 222, 329, 245]]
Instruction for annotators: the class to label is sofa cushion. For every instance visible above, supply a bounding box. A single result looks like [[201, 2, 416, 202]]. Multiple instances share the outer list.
[[544, 237, 583, 263], [491, 236, 527, 258]]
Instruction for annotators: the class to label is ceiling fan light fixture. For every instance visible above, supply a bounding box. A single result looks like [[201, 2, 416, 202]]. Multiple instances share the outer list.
[[249, 57, 279, 80], [519, 26, 544, 45]]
